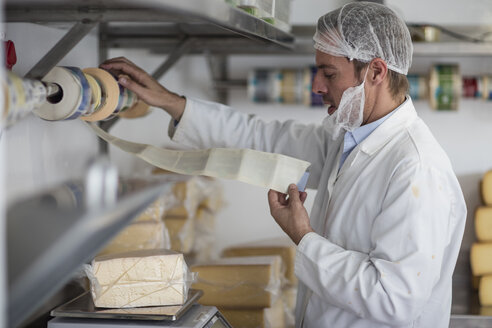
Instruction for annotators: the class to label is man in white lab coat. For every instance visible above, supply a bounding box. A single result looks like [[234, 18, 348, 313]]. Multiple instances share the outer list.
[[102, 2, 466, 327]]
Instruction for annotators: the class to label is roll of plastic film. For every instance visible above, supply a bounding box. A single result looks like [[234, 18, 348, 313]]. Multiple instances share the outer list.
[[84, 73, 102, 115], [429, 64, 461, 110], [482, 76, 492, 100], [64, 66, 92, 120], [5, 72, 27, 123], [280, 69, 297, 104], [81, 68, 120, 122], [462, 77, 479, 98], [35, 67, 83, 121], [407, 74, 428, 100], [248, 69, 270, 103], [118, 100, 151, 119]]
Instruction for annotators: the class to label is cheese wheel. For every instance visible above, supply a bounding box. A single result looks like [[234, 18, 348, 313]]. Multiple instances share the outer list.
[[479, 275, 492, 306], [481, 170, 492, 205], [475, 207, 492, 242], [471, 243, 492, 276]]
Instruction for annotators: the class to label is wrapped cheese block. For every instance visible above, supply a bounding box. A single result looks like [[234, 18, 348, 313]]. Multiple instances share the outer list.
[[97, 221, 170, 257], [222, 237, 297, 286], [482, 170, 492, 206], [164, 216, 195, 253], [475, 207, 492, 242], [219, 299, 285, 328], [471, 243, 492, 276], [132, 197, 166, 222], [282, 286, 297, 328], [191, 256, 282, 308], [87, 249, 193, 308], [479, 275, 492, 306]]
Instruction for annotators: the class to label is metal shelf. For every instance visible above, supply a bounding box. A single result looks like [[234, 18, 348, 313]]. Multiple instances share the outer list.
[[7, 174, 175, 328]]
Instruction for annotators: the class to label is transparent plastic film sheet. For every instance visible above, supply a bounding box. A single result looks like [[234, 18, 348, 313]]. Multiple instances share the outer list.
[[88, 123, 311, 193]]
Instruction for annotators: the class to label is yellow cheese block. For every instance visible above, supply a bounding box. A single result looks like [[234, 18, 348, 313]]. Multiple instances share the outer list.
[[89, 249, 187, 308], [475, 207, 492, 242], [222, 237, 297, 286], [482, 171, 492, 206], [164, 216, 195, 254], [132, 198, 165, 222], [191, 256, 282, 308], [98, 221, 169, 257], [219, 298, 285, 328], [471, 243, 492, 276], [480, 305, 492, 316], [192, 207, 216, 262], [282, 286, 297, 328], [479, 275, 492, 306]]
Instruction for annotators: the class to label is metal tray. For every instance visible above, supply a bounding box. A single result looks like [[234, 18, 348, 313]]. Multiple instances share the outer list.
[[51, 289, 203, 321]]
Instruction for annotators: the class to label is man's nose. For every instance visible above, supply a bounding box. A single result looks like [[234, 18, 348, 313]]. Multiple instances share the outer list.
[[312, 71, 327, 94]]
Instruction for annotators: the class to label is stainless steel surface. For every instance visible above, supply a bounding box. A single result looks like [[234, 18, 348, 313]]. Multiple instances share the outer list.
[[48, 305, 232, 328], [51, 289, 203, 321], [84, 157, 118, 209], [25, 20, 98, 79], [7, 175, 174, 328], [5, 0, 295, 49]]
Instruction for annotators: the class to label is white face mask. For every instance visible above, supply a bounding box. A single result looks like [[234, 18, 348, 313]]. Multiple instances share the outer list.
[[323, 67, 369, 140]]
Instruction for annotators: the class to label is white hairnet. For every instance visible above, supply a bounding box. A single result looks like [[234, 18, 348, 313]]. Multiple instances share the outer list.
[[313, 2, 413, 75]]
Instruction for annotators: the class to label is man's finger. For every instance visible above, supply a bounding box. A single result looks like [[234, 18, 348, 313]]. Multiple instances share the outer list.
[[99, 61, 149, 85], [287, 184, 301, 204], [268, 189, 281, 210], [117, 75, 148, 100]]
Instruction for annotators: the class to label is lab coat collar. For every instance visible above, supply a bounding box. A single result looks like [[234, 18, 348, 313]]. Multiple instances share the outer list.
[[359, 96, 417, 156]]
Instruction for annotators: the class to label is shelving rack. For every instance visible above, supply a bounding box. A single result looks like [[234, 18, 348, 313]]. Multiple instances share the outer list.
[[4, 1, 492, 327]]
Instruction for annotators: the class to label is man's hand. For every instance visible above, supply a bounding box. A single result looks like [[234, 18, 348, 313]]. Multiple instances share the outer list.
[[268, 184, 314, 245], [100, 57, 185, 120]]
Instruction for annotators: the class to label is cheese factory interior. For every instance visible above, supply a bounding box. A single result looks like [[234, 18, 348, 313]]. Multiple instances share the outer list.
[[2, 0, 492, 327]]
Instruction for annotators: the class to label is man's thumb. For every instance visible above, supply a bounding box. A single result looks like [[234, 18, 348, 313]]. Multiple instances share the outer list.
[[288, 184, 300, 203]]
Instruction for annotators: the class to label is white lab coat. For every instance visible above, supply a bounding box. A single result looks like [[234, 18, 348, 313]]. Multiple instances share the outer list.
[[169, 97, 466, 328]]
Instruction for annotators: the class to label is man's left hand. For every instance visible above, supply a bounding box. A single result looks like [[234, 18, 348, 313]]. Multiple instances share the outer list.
[[268, 184, 314, 245]]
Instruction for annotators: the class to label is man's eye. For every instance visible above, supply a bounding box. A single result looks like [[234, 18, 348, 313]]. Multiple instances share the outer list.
[[324, 74, 334, 79]]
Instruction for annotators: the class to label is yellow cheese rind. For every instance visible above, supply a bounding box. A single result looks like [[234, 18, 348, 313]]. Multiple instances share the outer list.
[[479, 275, 492, 306], [471, 243, 492, 276], [90, 249, 187, 308], [482, 171, 492, 206], [219, 299, 285, 328], [191, 256, 282, 308], [222, 237, 297, 286], [475, 207, 492, 242], [97, 221, 169, 257]]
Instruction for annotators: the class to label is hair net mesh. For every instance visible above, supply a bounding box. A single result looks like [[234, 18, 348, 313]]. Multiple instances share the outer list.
[[313, 2, 413, 75]]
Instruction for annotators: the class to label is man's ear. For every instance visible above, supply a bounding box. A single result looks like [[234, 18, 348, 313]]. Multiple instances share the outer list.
[[369, 58, 388, 86]]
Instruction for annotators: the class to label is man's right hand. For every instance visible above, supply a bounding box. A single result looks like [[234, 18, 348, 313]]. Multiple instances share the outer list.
[[100, 57, 185, 121]]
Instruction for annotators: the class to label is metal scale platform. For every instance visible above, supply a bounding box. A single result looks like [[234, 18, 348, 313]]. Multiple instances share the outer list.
[[48, 290, 232, 328]]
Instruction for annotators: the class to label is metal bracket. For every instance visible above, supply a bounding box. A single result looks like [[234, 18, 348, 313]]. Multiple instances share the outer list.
[[206, 53, 229, 104], [25, 20, 98, 79], [151, 37, 195, 79]]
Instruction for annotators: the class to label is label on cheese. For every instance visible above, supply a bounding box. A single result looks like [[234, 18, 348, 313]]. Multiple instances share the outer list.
[[86, 249, 195, 308], [191, 256, 282, 308]]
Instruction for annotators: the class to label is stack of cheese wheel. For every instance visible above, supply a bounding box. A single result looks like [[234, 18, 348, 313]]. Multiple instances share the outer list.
[[2, 67, 150, 127], [470, 170, 492, 310]]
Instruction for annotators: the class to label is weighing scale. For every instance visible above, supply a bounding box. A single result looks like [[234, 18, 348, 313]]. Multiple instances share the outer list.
[[47, 290, 232, 328]]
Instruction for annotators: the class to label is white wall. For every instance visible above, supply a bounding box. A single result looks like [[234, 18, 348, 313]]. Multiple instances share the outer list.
[[5, 1, 492, 258]]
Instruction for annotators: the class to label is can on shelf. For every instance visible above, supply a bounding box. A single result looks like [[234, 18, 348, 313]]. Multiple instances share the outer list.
[[429, 64, 461, 110]]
